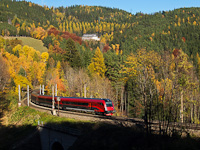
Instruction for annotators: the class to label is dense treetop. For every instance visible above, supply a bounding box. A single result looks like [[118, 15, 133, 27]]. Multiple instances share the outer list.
[[1, 1, 200, 58]]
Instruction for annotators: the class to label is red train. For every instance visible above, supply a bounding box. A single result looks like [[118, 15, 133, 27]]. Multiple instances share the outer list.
[[31, 91, 115, 116]]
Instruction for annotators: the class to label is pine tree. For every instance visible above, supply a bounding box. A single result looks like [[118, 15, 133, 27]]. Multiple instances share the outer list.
[[61, 38, 81, 68]]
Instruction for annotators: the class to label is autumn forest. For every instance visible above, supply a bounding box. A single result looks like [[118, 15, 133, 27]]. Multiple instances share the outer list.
[[1, 0, 200, 134]]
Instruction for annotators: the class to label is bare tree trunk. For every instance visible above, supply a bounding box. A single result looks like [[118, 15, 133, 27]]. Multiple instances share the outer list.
[[84, 83, 87, 98], [180, 90, 184, 123], [149, 87, 153, 134], [191, 103, 193, 123], [194, 103, 197, 123], [128, 92, 130, 117], [144, 92, 148, 134], [80, 81, 82, 97], [121, 85, 124, 115], [104, 84, 106, 98], [125, 92, 127, 116], [116, 86, 119, 110], [90, 82, 92, 98]]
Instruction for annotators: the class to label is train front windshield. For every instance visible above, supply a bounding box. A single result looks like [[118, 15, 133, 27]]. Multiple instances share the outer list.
[[106, 102, 113, 107]]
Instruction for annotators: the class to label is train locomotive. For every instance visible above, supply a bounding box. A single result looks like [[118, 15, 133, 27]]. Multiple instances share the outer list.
[[31, 91, 115, 116]]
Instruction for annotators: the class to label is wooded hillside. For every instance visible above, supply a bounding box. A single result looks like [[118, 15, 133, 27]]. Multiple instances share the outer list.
[[1, 0, 200, 134]]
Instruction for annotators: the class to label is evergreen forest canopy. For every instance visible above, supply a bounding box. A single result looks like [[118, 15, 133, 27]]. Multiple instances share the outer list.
[[1, 0, 200, 134]]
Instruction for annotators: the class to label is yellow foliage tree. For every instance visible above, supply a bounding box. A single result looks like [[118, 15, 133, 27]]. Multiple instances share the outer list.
[[14, 75, 32, 93], [6, 45, 48, 91], [41, 52, 49, 62], [88, 47, 107, 78]]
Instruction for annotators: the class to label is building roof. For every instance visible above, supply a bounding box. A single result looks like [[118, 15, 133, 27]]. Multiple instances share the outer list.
[[82, 34, 100, 41]]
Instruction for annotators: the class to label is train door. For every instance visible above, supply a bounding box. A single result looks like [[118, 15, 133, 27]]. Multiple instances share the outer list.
[[89, 103, 91, 109], [36, 97, 39, 104], [92, 102, 98, 114]]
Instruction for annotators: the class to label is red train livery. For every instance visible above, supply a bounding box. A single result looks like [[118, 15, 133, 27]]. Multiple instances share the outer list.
[[31, 91, 115, 116]]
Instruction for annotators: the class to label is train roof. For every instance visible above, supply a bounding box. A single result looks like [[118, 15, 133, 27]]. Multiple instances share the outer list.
[[34, 93, 112, 102], [59, 96, 112, 102]]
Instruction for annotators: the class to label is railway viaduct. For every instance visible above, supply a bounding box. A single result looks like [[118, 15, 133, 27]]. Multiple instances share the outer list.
[[38, 122, 81, 150]]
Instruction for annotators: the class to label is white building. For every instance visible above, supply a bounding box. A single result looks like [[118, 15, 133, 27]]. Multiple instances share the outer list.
[[82, 34, 100, 41]]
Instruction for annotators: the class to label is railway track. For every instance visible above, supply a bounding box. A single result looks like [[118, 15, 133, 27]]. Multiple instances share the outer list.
[[22, 96, 200, 137]]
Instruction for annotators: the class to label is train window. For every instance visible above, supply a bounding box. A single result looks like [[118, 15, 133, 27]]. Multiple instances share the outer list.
[[38, 98, 43, 101], [100, 103, 103, 106], [62, 101, 71, 104], [62, 101, 88, 106], [47, 99, 51, 102], [80, 103, 88, 106]]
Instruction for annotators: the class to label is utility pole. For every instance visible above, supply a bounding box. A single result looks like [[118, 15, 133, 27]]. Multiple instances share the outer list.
[[42, 85, 44, 95], [40, 84, 41, 95], [18, 85, 21, 107], [52, 86, 56, 115], [84, 83, 87, 98], [27, 85, 29, 107], [55, 84, 57, 96], [57, 97, 60, 116], [18, 85, 21, 102]]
